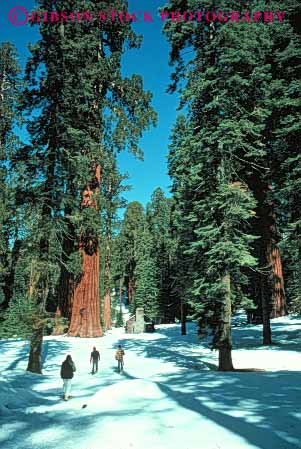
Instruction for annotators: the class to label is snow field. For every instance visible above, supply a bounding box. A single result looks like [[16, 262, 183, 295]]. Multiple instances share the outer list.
[[0, 316, 301, 449]]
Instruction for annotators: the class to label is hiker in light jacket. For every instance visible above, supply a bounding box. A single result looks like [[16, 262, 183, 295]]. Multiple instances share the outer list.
[[60, 355, 76, 401], [115, 345, 125, 373]]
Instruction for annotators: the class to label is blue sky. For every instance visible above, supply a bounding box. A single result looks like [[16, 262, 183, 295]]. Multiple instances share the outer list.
[[0, 0, 179, 207]]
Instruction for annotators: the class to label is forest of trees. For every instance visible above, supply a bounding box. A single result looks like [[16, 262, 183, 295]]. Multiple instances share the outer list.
[[0, 0, 300, 372]]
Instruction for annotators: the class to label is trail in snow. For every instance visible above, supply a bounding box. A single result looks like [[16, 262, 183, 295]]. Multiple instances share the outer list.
[[0, 317, 301, 449]]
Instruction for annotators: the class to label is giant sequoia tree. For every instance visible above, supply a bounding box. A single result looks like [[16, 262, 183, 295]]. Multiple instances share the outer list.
[[21, 0, 155, 371], [267, 5, 301, 314]]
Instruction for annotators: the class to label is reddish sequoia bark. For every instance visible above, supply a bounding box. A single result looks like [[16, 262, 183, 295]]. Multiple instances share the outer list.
[[248, 176, 286, 331], [68, 166, 103, 337], [266, 187, 286, 318], [68, 248, 103, 337], [268, 243, 286, 318]]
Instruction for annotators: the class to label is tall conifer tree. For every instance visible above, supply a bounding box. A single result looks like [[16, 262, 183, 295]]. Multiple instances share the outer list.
[[146, 188, 174, 322], [117, 201, 146, 304], [132, 227, 159, 320], [0, 42, 22, 313], [22, 0, 155, 370], [163, 0, 300, 365]]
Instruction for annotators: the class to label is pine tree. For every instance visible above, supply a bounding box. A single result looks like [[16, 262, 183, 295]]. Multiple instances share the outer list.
[[168, 115, 197, 335], [163, 1, 293, 365], [0, 252, 34, 338], [111, 234, 127, 326], [146, 188, 175, 322], [164, 0, 300, 356], [168, 116, 258, 367], [132, 227, 159, 321], [117, 201, 146, 304], [0, 42, 23, 316]]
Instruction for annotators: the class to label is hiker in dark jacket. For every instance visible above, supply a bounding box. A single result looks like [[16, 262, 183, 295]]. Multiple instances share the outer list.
[[90, 347, 100, 374], [60, 355, 76, 400], [115, 345, 125, 373]]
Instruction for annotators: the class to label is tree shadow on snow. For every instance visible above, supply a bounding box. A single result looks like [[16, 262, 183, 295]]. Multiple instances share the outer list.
[[155, 370, 301, 449], [0, 338, 72, 372], [232, 322, 301, 351], [113, 327, 300, 449], [1, 323, 300, 449], [0, 339, 73, 416]]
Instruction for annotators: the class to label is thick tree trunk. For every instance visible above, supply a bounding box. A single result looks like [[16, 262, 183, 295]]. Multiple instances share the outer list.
[[218, 346, 234, 371], [218, 273, 234, 371], [248, 176, 284, 339], [27, 324, 44, 374], [68, 248, 103, 337], [27, 262, 49, 373], [68, 165, 103, 337], [267, 242, 286, 318], [26, 259, 45, 373]]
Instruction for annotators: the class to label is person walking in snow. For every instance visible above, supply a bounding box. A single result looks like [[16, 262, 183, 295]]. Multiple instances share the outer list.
[[60, 355, 76, 401], [90, 346, 100, 374], [115, 345, 125, 373]]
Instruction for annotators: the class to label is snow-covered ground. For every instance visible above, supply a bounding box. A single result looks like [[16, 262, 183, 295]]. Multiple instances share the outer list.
[[0, 316, 301, 449]]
